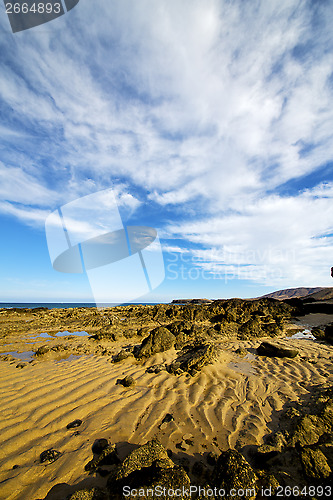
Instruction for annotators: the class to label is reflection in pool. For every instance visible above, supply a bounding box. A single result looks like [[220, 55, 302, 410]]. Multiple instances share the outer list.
[[286, 329, 316, 340], [30, 331, 90, 339], [1, 351, 35, 361]]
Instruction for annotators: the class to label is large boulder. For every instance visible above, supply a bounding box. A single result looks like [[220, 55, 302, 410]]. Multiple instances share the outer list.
[[212, 449, 258, 500], [237, 318, 262, 339], [168, 342, 218, 376], [136, 327, 176, 359], [300, 448, 331, 480], [107, 439, 191, 499], [257, 342, 298, 358]]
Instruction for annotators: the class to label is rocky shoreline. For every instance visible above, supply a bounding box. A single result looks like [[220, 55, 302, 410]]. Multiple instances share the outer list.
[[0, 298, 332, 499]]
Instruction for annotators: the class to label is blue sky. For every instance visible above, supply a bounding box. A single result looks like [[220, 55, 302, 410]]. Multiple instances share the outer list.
[[0, 0, 333, 303]]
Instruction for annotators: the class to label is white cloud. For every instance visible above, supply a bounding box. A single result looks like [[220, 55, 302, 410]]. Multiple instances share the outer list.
[[166, 183, 333, 287], [0, 0, 333, 290], [0, 162, 57, 205]]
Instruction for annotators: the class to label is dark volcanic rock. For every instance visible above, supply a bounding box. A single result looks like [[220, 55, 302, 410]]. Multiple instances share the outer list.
[[146, 364, 166, 374], [212, 449, 258, 499], [66, 487, 107, 499], [136, 327, 176, 359], [112, 349, 134, 363], [35, 345, 50, 356], [92, 439, 109, 455], [168, 342, 218, 375], [107, 439, 190, 499], [300, 448, 331, 480], [257, 341, 298, 358], [85, 444, 120, 471], [238, 318, 262, 339], [40, 449, 61, 463], [66, 419, 82, 430], [116, 375, 135, 387]]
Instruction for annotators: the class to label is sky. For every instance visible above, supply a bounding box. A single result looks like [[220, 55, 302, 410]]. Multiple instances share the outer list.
[[0, 0, 333, 304]]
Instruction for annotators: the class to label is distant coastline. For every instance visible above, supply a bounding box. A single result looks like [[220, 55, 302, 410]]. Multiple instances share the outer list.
[[0, 302, 166, 309]]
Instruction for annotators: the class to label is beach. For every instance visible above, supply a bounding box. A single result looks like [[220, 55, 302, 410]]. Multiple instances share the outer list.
[[0, 302, 332, 499]]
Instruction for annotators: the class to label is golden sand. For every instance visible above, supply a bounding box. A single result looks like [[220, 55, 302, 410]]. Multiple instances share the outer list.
[[0, 319, 332, 499]]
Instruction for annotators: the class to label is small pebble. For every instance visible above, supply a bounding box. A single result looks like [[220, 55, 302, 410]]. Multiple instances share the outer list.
[[66, 419, 82, 430], [40, 449, 61, 463]]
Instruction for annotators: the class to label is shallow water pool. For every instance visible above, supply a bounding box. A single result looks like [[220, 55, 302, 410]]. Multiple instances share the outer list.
[[29, 331, 90, 340], [285, 329, 316, 340]]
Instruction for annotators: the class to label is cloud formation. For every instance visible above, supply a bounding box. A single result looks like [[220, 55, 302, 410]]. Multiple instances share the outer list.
[[0, 0, 332, 290]]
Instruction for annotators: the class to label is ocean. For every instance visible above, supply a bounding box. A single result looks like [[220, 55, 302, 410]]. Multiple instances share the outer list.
[[0, 302, 164, 310]]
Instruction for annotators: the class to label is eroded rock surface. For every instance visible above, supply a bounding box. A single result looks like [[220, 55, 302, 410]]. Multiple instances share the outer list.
[[107, 439, 191, 500], [257, 341, 298, 358]]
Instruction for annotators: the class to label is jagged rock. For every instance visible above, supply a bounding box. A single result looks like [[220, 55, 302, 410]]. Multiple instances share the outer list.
[[85, 444, 120, 471], [137, 326, 151, 337], [238, 318, 262, 339], [257, 342, 298, 358], [92, 439, 109, 455], [35, 345, 50, 356], [16, 362, 27, 368], [289, 414, 328, 447], [107, 439, 191, 499], [168, 342, 218, 375], [312, 326, 326, 340], [112, 349, 133, 363], [300, 448, 331, 480], [176, 440, 189, 451], [40, 449, 61, 463], [66, 419, 82, 429], [212, 449, 257, 499], [116, 376, 135, 387], [212, 319, 239, 338], [255, 470, 280, 493], [112, 439, 173, 478], [66, 487, 107, 500], [165, 321, 192, 337], [146, 364, 166, 374], [167, 362, 185, 376], [136, 327, 176, 359]]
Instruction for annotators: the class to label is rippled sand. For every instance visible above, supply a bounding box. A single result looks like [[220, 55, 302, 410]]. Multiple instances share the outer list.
[[0, 328, 332, 499]]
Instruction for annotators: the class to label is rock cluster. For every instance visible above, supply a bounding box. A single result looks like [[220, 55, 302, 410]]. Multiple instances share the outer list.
[[254, 384, 333, 488], [0, 298, 294, 341], [42, 383, 333, 499], [50, 439, 279, 500]]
